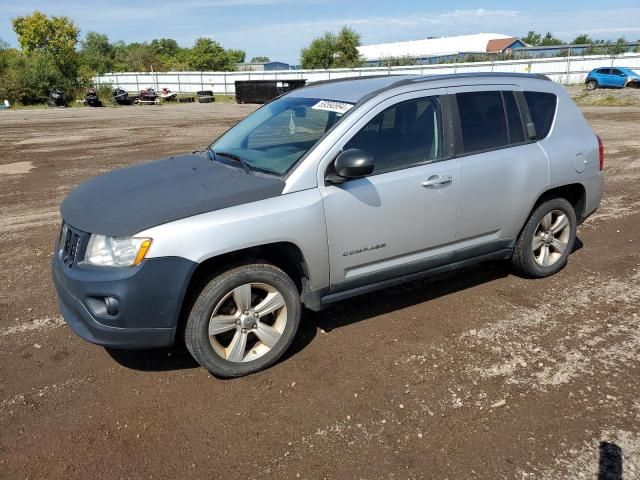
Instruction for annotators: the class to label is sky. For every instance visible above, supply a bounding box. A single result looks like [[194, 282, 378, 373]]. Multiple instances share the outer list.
[[1, 0, 640, 64]]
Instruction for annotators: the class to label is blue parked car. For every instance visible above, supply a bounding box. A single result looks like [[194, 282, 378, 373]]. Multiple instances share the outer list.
[[585, 67, 640, 90]]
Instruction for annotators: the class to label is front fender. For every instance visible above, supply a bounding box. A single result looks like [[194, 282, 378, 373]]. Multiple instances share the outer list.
[[136, 189, 330, 292]]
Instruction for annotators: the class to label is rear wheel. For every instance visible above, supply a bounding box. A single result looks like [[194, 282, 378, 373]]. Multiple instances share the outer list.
[[512, 198, 577, 278], [185, 263, 301, 378], [586, 80, 598, 90]]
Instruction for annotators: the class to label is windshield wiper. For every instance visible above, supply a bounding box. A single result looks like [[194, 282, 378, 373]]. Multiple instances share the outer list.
[[210, 149, 253, 175]]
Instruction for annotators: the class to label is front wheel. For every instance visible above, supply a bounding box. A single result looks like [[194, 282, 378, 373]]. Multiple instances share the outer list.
[[512, 198, 577, 278], [586, 80, 598, 90], [185, 263, 301, 378]]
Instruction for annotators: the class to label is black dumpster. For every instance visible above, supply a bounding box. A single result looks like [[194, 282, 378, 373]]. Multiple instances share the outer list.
[[235, 80, 306, 104]]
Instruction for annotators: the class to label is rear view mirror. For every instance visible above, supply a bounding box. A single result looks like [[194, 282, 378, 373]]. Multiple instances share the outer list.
[[526, 121, 537, 140], [328, 149, 374, 183], [292, 106, 306, 118]]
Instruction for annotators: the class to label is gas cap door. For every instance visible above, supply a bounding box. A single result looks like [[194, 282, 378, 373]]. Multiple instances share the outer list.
[[573, 153, 587, 173]]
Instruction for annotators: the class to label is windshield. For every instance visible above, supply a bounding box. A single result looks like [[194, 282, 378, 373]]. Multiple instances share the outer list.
[[210, 96, 354, 176]]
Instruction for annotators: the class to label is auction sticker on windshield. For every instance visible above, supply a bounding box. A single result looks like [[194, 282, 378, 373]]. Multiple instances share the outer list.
[[311, 100, 354, 115]]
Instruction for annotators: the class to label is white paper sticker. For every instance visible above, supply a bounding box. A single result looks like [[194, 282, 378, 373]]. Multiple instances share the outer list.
[[311, 100, 354, 114]]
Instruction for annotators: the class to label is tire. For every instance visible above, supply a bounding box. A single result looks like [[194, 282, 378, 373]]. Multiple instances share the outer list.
[[586, 80, 598, 90], [184, 263, 301, 378], [512, 198, 577, 278]]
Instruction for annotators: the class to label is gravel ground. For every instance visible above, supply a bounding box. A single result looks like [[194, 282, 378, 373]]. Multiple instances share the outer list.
[[0, 102, 639, 479]]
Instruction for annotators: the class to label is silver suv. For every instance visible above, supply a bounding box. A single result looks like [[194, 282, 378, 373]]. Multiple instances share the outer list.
[[53, 74, 604, 377]]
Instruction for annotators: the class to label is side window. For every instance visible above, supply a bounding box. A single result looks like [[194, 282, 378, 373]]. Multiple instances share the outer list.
[[523, 91, 558, 140], [611, 68, 624, 76], [503, 91, 525, 144], [344, 96, 443, 174], [456, 91, 508, 154], [599, 68, 611, 75]]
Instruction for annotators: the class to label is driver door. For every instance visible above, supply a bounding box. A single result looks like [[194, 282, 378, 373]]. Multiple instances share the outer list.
[[318, 90, 460, 292]]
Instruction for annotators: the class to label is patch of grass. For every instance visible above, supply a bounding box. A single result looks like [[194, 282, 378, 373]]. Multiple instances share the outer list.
[[566, 84, 640, 107], [12, 103, 51, 110], [573, 93, 637, 107], [214, 95, 236, 103]]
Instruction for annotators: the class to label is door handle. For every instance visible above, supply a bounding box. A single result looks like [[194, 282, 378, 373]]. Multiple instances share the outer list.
[[422, 175, 452, 188]]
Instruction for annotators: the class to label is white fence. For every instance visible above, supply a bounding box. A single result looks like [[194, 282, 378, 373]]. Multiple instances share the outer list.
[[94, 53, 640, 95]]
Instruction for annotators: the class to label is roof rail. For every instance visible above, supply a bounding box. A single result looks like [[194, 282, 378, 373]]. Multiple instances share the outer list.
[[352, 72, 551, 105]]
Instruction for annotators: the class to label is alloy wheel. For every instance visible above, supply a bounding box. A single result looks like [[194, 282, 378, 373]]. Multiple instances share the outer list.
[[532, 209, 571, 267], [208, 282, 287, 363]]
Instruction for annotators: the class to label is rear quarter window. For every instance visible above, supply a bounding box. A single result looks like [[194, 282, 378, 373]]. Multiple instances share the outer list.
[[524, 91, 558, 140]]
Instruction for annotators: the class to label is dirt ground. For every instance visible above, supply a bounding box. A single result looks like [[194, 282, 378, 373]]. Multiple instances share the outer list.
[[0, 101, 639, 480]]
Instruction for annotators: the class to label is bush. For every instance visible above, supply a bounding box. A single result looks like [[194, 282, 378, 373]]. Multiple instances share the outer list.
[[0, 50, 78, 105], [97, 84, 116, 106]]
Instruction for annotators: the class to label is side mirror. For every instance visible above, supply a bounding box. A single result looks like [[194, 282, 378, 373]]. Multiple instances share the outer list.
[[333, 149, 374, 179]]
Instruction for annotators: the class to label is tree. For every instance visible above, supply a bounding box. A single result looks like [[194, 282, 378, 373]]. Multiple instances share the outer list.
[[333, 27, 362, 67], [12, 11, 79, 62], [572, 34, 592, 45], [226, 49, 246, 64], [540, 32, 563, 46], [300, 26, 363, 69], [522, 31, 542, 46], [250, 56, 270, 63], [609, 37, 628, 55], [80, 31, 114, 74], [188, 38, 233, 71], [0, 37, 8, 50], [150, 38, 180, 57], [301, 32, 336, 69], [10, 11, 83, 101], [116, 42, 160, 72]]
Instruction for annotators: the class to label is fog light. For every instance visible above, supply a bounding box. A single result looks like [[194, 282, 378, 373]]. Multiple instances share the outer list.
[[104, 297, 120, 316], [87, 296, 120, 317]]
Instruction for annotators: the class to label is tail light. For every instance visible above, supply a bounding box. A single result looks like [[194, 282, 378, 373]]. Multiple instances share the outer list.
[[597, 135, 604, 171]]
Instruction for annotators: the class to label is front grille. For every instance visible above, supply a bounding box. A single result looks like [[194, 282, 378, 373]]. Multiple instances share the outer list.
[[59, 223, 89, 268]]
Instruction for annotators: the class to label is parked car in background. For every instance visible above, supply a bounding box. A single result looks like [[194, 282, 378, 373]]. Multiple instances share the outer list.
[[53, 73, 604, 378], [585, 67, 640, 90]]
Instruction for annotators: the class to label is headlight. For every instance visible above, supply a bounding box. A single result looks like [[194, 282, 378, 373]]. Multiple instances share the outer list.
[[85, 235, 152, 267]]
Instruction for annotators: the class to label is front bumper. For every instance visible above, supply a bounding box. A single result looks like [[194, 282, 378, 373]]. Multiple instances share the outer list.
[[52, 251, 197, 349]]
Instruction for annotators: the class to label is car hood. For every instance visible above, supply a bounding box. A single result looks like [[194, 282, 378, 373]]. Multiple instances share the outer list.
[[61, 153, 286, 237]]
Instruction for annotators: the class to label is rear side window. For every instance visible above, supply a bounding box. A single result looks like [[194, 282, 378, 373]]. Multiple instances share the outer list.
[[524, 91, 558, 140], [503, 91, 525, 144], [456, 91, 508, 154]]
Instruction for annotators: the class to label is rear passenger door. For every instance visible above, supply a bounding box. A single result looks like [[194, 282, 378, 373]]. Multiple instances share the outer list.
[[449, 86, 548, 247]]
